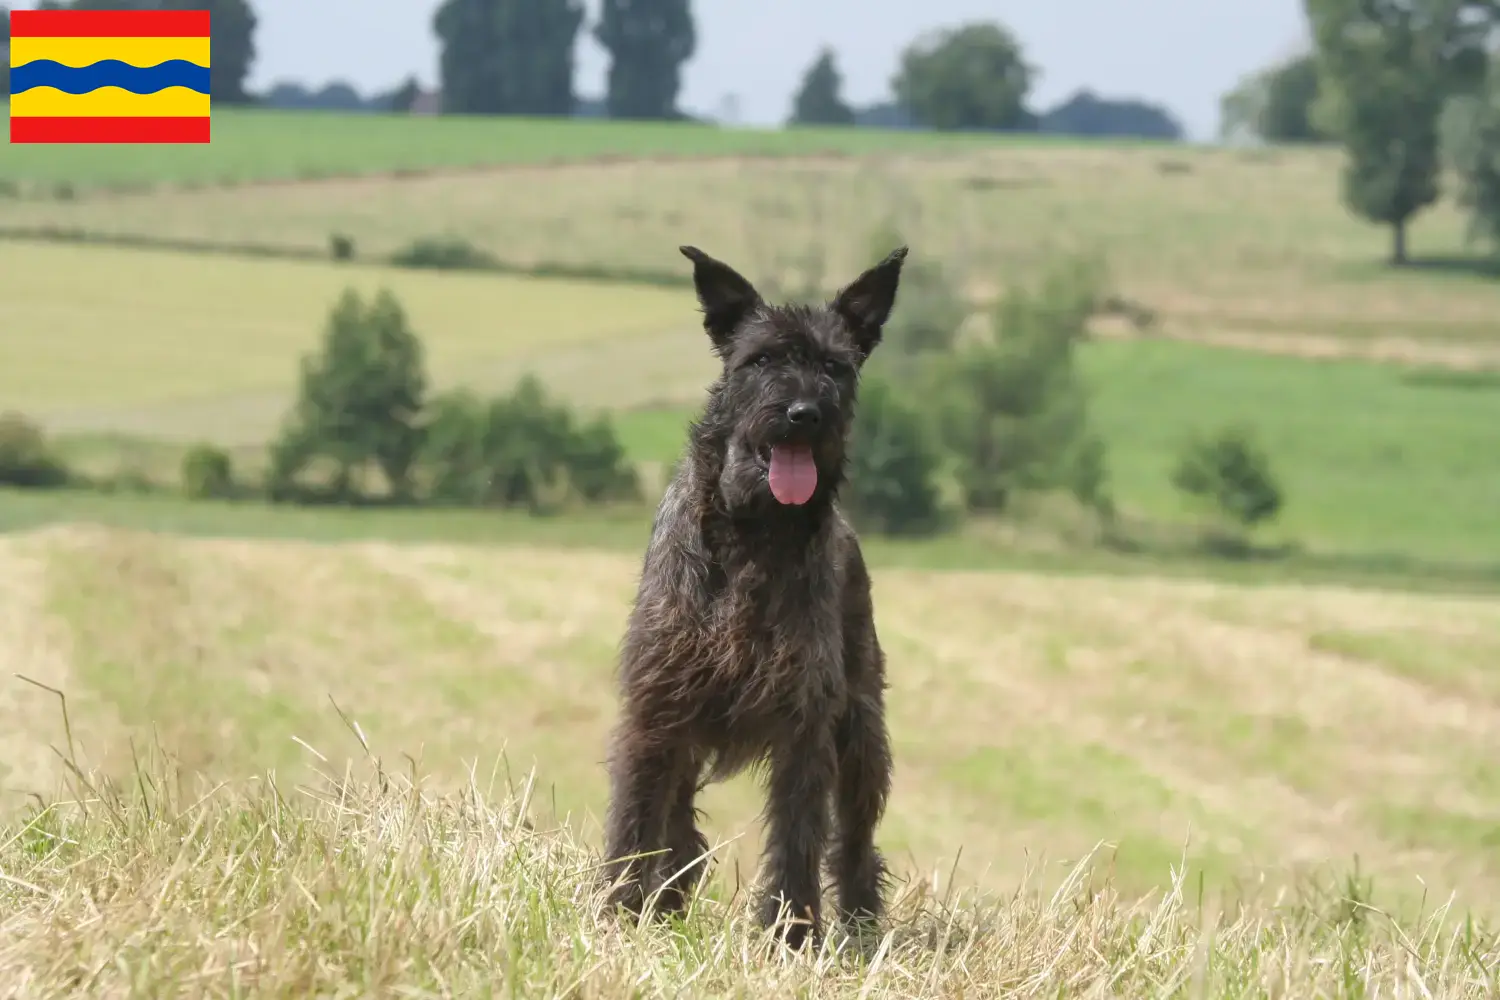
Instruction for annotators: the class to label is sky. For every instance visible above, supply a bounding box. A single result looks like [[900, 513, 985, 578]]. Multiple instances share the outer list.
[[11, 0, 1313, 140]]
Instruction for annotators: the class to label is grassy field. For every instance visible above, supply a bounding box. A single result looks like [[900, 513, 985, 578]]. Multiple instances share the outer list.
[[7, 241, 1498, 569], [0, 108, 1025, 190], [4, 754, 1497, 997], [0, 241, 693, 443], [7, 138, 1500, 364], [4, 525, 1500, 922]]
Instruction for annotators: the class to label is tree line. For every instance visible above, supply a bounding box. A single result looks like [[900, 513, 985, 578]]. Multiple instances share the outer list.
[[1222, 0, 1500, 265], [0, 1, 1182, 139]]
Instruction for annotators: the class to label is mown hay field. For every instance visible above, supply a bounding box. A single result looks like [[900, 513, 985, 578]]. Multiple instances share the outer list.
[[5, 141, 1500, 366], [4, 526, 1500, 918]]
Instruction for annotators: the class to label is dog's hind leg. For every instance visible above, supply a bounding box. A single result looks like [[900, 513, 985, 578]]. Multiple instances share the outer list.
[[828, 688, 893, 926]]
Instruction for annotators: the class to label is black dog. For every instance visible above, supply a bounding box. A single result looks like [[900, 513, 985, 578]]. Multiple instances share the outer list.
[[600, 244, 906, 948]]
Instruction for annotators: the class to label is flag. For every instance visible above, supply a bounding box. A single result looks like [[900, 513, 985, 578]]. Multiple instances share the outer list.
[[9, 9, 211, 144]]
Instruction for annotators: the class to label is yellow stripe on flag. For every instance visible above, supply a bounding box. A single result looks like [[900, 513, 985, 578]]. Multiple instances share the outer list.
[[9, 86, 211, 118], [9, 36, 211, 68]]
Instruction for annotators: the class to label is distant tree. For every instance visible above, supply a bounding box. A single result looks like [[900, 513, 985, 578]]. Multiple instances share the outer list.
[[1219, 53, 1330, 144], [268, 289, 428, 502], [1218, 71, 1268, 143], [378, 75, 423, 113], [1262, 54, 1327, 142], [434, 0, 583, 115], [595, 0, 696, 120], [1305, 0, 1493, 265], [931, 255, 1114, 518], [892, 22, 1034, 131], [34, 0, 257, 104], [789, 47, 855, 126], [1443, 65, 1500, 252], [1036, 89, 1183, 140]]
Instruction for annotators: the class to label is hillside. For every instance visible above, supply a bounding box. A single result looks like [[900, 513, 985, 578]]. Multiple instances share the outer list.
[[5, 137, 1499, 372], [5, 526, 1500, 917]]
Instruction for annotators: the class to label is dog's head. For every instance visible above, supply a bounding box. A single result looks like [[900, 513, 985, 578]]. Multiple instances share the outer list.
[[680, 244, 907, 513]]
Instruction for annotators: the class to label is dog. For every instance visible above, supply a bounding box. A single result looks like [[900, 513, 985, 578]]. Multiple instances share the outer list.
[[599, 244, 906, 948]]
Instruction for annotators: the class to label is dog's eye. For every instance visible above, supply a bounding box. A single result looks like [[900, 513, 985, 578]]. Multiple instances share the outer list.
[[749, 353, 771, 368], [822, 358, 850, 376]]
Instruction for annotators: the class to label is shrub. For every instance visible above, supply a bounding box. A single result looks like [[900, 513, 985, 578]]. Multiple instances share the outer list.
[[0, 412, 69, 488], [269, 288, 428, 503], [844, 376, 946, 536], [329, 232, 356, 261], [389, 236, 497, 271], [416, 377, 639, 511], [1172, 425, 1284, 537], [418, 390, 491, 505], [864, 222, 969, 362], [181, 444, 235, 500], [932, 255, 1114, 517], [560, 414, 641, 503]]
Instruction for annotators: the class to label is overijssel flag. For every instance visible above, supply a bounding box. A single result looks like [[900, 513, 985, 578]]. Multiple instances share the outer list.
[[9, 9, 211, 144]]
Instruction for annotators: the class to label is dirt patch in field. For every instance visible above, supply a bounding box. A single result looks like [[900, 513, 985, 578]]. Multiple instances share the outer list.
[[1095, 322, 1500, 370]]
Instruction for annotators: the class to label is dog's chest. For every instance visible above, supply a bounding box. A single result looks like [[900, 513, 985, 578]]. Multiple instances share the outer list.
[[695, 553, 846, 715]]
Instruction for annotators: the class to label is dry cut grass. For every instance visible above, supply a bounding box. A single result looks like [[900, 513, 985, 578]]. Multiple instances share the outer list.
[[5, 525, 1500, 920], [2, 743, 1499, 998]]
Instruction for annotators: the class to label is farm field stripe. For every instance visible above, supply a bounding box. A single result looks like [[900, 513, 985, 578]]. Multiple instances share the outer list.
[[8, 116, 210, 144], [10, 86, 210, 118], [8, 9, 211, 37], [9, 60, 211, 96], [9, 37, 212, 68]]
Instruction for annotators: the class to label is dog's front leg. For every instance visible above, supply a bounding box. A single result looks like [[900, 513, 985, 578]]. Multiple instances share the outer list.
[[601, 721, 683, 916], [757, 730, 836, 948]]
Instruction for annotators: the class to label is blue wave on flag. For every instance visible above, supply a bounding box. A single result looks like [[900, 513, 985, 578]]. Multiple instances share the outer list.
[[10, 59, 211, 96]]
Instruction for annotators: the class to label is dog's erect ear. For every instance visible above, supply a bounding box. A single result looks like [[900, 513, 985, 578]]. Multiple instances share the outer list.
[[833, 246, 907, 359], [680, 245, 762, 352]]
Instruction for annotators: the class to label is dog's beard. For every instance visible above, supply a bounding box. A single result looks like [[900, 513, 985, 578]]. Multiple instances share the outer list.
[[718, 438, 768, 511]]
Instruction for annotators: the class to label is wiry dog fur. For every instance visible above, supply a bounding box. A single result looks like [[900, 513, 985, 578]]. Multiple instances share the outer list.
[[600, 244, 907, 948]]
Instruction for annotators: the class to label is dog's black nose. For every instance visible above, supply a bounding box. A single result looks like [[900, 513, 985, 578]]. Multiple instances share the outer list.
[[787, 402, 821, 428]]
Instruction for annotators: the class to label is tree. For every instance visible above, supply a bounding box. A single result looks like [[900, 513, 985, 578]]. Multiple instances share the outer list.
[[1036, 89, 1184, 140], [1219, 53, 1330, 143], [1305, 0, 1493, 264], [35, 0, 256, 104], [1262, 54, 1327, 142], [931, 255, 1113, 517], [595, 0, 696, 120], [789, 47, 854, 126], [892, 22, 1034, 131], [268, 289, 428, 502], [434, 0, 584, 115], [1444, 71, 1500, 251]]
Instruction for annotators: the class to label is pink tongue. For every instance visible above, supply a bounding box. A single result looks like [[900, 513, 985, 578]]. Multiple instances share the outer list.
[[768, 443, 818, 505]]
